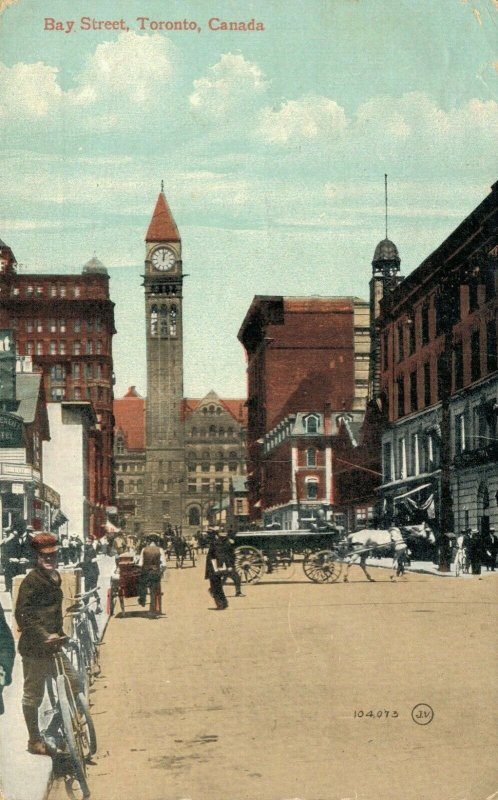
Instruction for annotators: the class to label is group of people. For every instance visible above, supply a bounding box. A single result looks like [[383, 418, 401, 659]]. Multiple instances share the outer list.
[[454, 527, 498, 575]]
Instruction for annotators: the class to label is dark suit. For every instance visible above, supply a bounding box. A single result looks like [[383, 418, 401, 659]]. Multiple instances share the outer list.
[[205, 538, 229, 609], [0, 600, 15, 714]]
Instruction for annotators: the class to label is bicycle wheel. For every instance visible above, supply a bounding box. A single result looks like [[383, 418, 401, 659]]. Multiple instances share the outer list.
[[56, 675, 90, 799], [77, 692, 97, 757]]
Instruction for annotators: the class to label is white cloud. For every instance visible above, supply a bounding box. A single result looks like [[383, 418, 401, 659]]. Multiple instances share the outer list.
[[257, 96, 348, 144], [0, 61, 62, 117], [189, 53, 269, 123]]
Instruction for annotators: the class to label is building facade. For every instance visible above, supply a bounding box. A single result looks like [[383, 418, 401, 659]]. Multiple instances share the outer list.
[[0, 242, 116, 538], [377, 181, 498, 554], [238, 296, 370, 525], [113, 386, 146, 533]]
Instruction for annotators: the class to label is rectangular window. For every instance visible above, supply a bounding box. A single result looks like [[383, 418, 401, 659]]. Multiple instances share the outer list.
[[86, 341, 93, 355], [74, 286, 81, 298], [236, 499, 244, 514], [96, 340, 102, 355], [58, 341, 66, 355], [486, 319, 497, 374], [307, 481, 318, 500], [50, 285, 57, 297], [421, 303, 429, 346], [383, 442, 392, 481], [188, 483, 197, 494], [73, 341, 81, 356], [26, 319, 33, 333], [26, 341, 34, 355], [74, 319, 81, 333], [437, 352, 447, 401], [36, 342, 43, 355], [85, 363, 93, 379], [455, 413, 466, 455], [469, 283, 479, 313], [410, 433, 419, 476], [73, 387, 81, 401], [87, 320, 94, 332], [397, 438, 407, 480], [424, 362, 431, 407], [408, 316, 416, 355], [382, 331, 388, 370], [95, 318, 103, 332], [58, 285, 66, 298], [397, 323, 404, 363], [409, 371, 418, 412], [453, 341, 464, 390], [59, 320, 66, 333], [72, 363, 80, 379], [201, 480, 210, 493], [49, 319, 57, 333], [471, 329, 481, 382], [396, 375, 405, 418], [49, 341, 57, 355], [36, 319, 43, 333]]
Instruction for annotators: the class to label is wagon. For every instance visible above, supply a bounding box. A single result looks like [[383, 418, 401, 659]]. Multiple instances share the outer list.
[[108, 556, 163, 616], [233, 528, 347, 584]]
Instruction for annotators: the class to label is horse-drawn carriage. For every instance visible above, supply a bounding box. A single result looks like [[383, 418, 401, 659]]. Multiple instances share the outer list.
[[233, 528, 347, 584], [233, 523, 435, 584]]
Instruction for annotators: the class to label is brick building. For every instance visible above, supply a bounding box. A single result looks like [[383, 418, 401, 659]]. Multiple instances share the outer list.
[[0, 241, 116, 538], [113, 387, 247, 536], [377, 181, 498, 557], [238, 296, 370, 525]]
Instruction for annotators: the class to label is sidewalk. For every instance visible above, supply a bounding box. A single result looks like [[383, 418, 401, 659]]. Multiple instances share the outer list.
[[0, 555, 115, 800], [364, 555, 495, 578]]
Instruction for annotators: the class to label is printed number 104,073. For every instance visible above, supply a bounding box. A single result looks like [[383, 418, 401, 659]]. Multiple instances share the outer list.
[[353, 710, 399, 719]]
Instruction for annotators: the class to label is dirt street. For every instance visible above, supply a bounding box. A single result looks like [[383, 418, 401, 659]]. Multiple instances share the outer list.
[[48, 563, 498, 800]]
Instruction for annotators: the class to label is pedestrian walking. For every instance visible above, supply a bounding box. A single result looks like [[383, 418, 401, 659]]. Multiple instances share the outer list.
[[0, 528, 24, 593], [80, 538, 100, 592], [0, 599, 15, 715], [218, 530, 245, 597], [483, 527, 497, 571], [205, 531, 229, 610], [15, 533, 84, 756], [137, 534, 166, 617], [467, 528, 482, 575]]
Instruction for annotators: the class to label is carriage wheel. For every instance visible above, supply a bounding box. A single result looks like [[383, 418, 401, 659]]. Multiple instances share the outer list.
[[303, 550, 342, 583], [234, 546, 265, 584]]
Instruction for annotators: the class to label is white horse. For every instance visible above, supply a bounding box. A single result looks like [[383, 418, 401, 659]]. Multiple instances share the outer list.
[[342, 523, 435, 582]]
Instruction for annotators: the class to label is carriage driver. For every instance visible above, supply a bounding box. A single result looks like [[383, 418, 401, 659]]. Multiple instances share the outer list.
[[15, 533, 83, 756]]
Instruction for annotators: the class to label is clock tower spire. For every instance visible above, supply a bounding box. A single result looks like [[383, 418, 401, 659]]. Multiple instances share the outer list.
[[143, 187, 185, 535]]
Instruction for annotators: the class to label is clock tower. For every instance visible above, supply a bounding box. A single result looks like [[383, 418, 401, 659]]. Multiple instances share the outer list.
[[143, 187, 185, 534]]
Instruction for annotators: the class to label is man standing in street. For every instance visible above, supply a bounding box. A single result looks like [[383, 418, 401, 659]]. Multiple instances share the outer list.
[[15, 533, 82, 756], [205, 530, 229, 610], [137, 534, 166, 617], [217, 530, 245, 597]]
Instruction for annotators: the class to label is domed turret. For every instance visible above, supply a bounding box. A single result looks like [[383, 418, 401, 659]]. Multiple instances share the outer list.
[[372, 238, 400, 274], [82, 255, 108, 275]]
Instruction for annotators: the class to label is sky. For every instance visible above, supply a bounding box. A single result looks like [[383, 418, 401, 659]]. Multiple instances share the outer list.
[[0, 0, 497, 399]]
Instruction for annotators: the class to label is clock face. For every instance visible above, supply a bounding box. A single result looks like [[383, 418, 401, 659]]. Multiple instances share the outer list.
[[151, 247, 175, 271]]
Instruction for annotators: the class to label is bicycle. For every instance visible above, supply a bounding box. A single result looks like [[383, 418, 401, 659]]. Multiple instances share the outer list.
[[41, 635, 95, 799], [66, 589, 101, 696]]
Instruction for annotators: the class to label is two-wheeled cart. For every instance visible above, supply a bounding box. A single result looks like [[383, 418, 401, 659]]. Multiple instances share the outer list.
[[108, 557, 163, 616], [234, 529, 348, 584]]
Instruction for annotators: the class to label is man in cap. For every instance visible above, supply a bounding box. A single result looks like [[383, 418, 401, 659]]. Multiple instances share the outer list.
[[15, 533, 82, 756], [137, 534, 166, 616], [216, 530, 245, 597]]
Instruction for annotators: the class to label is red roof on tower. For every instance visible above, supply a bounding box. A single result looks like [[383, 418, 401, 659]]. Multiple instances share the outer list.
[[145, 191, 180, 242], [114, 387, 145, 450]]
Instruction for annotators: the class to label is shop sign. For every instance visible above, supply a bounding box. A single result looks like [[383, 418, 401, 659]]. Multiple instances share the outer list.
[[11, 483, 24, 494], [0, 412, 23, 447]]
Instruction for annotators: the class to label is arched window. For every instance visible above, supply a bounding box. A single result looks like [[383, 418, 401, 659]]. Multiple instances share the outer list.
[[188, 507, 201, 526], [137, 479, 143, 493], [170, 305, 177, 337], [158, 478, 164, 492], [160, 305, 168, 336], [150, 305, 158, 336], [117, 480, 124, 493], [167, 478, 174, 491], [218, 427, 225, 437], [306, 448, 317, 467], [209, 405, 215, 414], [227, 427, 234, 438], [306, 478, 319, 500], [229, 451, 237, 460], [305, 414, 319, 434], [116, 436, 124, 455], [209, 425, 217, 436]]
